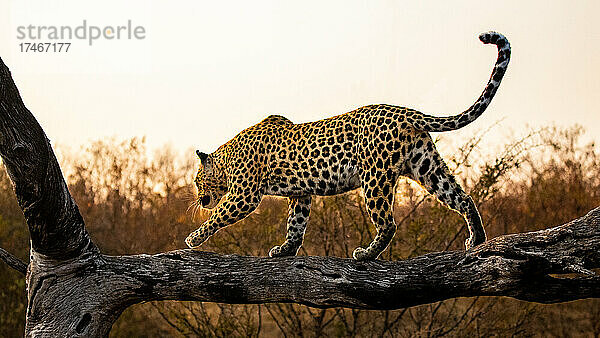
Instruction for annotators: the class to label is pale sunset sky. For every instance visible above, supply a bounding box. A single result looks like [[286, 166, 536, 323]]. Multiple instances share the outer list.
[[0, 0, 599, 155]]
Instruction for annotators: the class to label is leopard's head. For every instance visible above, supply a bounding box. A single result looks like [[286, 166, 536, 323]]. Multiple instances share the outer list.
[[194, 150, 227, 209]]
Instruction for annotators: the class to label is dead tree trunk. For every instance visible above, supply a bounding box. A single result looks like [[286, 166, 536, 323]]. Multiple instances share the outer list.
[[0, 57, 599, 337]]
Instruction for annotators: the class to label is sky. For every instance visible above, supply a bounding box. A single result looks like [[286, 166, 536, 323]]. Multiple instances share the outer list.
[[0, 0, 599, 155]]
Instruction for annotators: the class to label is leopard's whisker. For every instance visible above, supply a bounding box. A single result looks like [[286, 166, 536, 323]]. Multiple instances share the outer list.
[[192, 203, 202, 222], [186, 199, 198, 214]]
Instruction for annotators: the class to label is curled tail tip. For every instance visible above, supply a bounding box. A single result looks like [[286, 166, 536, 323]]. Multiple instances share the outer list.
[[479, 31, 509, 48]]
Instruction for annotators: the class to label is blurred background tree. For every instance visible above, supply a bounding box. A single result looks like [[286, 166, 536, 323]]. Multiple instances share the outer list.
[[1, 125, 599, 337]]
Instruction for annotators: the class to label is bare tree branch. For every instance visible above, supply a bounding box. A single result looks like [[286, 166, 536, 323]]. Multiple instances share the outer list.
[[95, 207, 600, 308], [0, 57, 600, 337], [0, 246, 27, 274], [0, 57, 93, 260], [12, 205, 600, 336]]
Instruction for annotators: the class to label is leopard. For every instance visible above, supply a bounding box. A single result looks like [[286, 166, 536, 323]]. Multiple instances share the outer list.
[[185, 31, 510, 261]]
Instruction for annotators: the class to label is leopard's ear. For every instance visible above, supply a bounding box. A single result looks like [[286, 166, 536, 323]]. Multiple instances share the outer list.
[[196, 150, 209, 163]]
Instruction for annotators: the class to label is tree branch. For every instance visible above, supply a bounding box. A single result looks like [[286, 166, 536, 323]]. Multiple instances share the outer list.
[[1, 56, 600, 337], [91, 206, 600, 309], [0, 246, 27, 274], [17, 205, 600, 336], [0, 57, 93, 259]]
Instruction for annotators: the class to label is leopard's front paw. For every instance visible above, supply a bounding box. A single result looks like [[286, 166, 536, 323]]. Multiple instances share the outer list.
[[465, 233, 486, 250], [185, 230, 209, 249], [269, 245, 297, 258], [352, 247, 372, 261], [269, 245, 282, 257]]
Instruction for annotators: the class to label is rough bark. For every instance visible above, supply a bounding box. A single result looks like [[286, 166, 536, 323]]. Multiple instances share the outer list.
[[0, 57, 599, 337]]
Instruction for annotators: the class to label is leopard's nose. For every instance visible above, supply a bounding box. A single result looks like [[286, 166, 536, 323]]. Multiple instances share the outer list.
[[201, 195, 211, 207]]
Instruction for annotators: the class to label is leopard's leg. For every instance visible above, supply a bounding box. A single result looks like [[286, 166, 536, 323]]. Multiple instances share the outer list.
[[408, 135, 486, 249], [269, 196, 312, 258], [353, 170, 397, 261], [185, 190, 263, 248]]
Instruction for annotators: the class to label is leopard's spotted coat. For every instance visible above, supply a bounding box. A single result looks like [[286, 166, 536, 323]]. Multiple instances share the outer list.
[[186, 32, 511, 260]]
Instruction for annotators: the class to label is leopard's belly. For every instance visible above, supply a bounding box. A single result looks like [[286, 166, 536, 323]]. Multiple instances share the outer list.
[[264, 157, 361, 197]]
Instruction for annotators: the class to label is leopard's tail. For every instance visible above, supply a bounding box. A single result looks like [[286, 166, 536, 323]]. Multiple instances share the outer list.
[[410, 31, 511, 132]]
